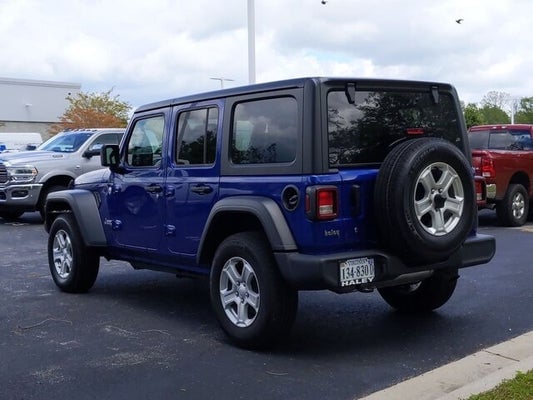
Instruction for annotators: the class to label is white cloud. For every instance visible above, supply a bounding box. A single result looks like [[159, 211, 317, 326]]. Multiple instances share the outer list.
[[0, 0, 531, 108]]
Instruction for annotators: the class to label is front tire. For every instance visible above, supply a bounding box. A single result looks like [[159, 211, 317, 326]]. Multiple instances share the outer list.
[[378, 268, 458, 313], [210, 232, 298, 349], [48, 214, 99, 293]]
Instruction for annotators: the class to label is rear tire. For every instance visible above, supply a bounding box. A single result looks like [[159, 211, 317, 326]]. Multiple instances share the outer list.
[[496, 183, 528, 227], [48, 214, 99, 293], [378, 268, 458, 313], [210, 231, 298, 349]]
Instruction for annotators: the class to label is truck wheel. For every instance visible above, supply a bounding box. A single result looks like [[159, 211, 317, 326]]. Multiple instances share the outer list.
[[496, 183, 528, 227], [48, 214, 99, 293], [210, 231, 298, 349], [374, 138, 475, 264], [378, 268, 459, 312]]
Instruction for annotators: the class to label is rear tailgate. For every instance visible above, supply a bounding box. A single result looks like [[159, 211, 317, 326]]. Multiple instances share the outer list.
[[471, 149, 487, 176], [335, 168, 378, 249]]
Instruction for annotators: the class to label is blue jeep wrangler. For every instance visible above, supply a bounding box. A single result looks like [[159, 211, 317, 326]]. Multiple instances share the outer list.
[[44, 77, 495, 348]]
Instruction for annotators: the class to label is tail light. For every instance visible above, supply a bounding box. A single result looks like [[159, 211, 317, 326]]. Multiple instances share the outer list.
[[474, 178, 486, 202], [481, 156, 495, 178], [406, 128, 425, 135], [306, 186, 338, 220]]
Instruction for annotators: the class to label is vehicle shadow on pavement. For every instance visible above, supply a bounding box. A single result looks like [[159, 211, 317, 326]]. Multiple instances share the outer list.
[[83, 265, 471, 357], [0, 212, 43, 226], [277, 292, 464, 355], [477, 209, 498, 227]]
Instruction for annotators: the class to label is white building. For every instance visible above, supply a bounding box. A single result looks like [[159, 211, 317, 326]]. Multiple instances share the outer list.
[[0, 77, 81, 139]]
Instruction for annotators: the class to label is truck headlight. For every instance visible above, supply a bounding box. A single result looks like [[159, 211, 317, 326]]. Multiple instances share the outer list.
[[5, 163, 38, 183]]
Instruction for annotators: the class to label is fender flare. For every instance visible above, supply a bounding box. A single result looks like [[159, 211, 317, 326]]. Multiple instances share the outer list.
[[45, 189, 107, 247], [39, 170, 77, 184], [197, 196, 297, 264]]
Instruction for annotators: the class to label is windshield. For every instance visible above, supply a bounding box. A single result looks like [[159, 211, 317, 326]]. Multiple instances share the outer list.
[[38, 132, 93, 153], [328, 89, 462, 166]]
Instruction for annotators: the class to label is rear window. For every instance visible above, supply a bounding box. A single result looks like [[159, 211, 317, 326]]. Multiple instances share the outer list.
[[468, 130, 489, 149], [327, 89, 462, 166], [469, 129, 533, 150]]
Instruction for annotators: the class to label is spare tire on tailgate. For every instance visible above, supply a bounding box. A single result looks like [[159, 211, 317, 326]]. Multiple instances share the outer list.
[[374, 137, 476, 264]]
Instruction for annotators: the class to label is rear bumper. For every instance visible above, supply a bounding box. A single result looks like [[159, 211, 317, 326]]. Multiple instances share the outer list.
[[486, 183, 497, 199], [274, 234, 496, 292]]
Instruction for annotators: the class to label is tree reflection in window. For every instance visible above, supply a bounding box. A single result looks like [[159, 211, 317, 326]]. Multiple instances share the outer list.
[[328, 90, 462, 166], [127, 115, 165, 167], [177, 108, 218, 165], [231, 97, 297, 164]]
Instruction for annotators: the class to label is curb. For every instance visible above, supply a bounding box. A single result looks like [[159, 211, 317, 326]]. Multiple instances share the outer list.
[[358, 330, 533, 400]]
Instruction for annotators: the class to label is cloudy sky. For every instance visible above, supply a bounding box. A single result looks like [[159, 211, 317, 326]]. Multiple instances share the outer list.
[[1, 0, 531, 109]]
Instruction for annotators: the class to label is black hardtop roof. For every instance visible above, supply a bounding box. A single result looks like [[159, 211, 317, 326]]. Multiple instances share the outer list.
[[135, 77, 454, 113]]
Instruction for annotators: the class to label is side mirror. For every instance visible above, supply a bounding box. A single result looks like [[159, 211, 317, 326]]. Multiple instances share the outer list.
[[83, 148, 101, 158], [101, 144, 120, 169]]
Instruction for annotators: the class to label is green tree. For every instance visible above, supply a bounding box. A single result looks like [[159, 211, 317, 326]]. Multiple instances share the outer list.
[[514, 97, 533, 123], [480, 105, 510, 124], [463, 103, 485, 128], [49, 89, 131, 135], [478, 90, 511, 124]]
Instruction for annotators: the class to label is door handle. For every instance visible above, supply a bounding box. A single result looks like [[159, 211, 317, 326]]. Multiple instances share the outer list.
[[145, 184, 163, 194], [191, 185, 213, 195], [108, 183, 121, 194]]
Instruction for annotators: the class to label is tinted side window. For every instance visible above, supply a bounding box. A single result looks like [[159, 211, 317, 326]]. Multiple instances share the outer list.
[[88, 133, 122, 152], [231, 97, 297, 164], [328, 89, 462, 165], [176, 107, 218, 165], [126, 115, 165, 167]]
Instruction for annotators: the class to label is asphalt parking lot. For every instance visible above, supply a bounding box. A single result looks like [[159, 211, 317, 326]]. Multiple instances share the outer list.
[[1, 211, 532, 400]]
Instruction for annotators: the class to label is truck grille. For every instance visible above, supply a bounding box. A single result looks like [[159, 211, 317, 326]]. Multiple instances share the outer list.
[[0, 163, 7, 184]]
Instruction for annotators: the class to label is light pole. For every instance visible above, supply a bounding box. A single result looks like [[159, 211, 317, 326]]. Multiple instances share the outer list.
[[510, 97, 520, 124], [247, 0, 256, 84]]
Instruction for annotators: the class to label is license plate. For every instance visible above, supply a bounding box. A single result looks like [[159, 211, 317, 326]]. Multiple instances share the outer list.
[[339, 257, 375, 287]]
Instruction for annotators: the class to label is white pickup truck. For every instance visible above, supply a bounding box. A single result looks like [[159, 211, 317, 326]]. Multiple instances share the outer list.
[[0, 128, 124, 220]]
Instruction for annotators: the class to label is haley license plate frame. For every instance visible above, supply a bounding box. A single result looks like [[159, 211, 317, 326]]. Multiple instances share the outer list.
[[339, 257, 375, 287]]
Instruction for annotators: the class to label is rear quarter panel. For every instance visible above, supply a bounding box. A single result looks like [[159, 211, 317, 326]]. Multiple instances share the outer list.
[[474, 149, 533, 199]]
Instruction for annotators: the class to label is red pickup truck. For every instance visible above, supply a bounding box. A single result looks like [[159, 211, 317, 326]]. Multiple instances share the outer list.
[[469, 124, 533, 226]]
